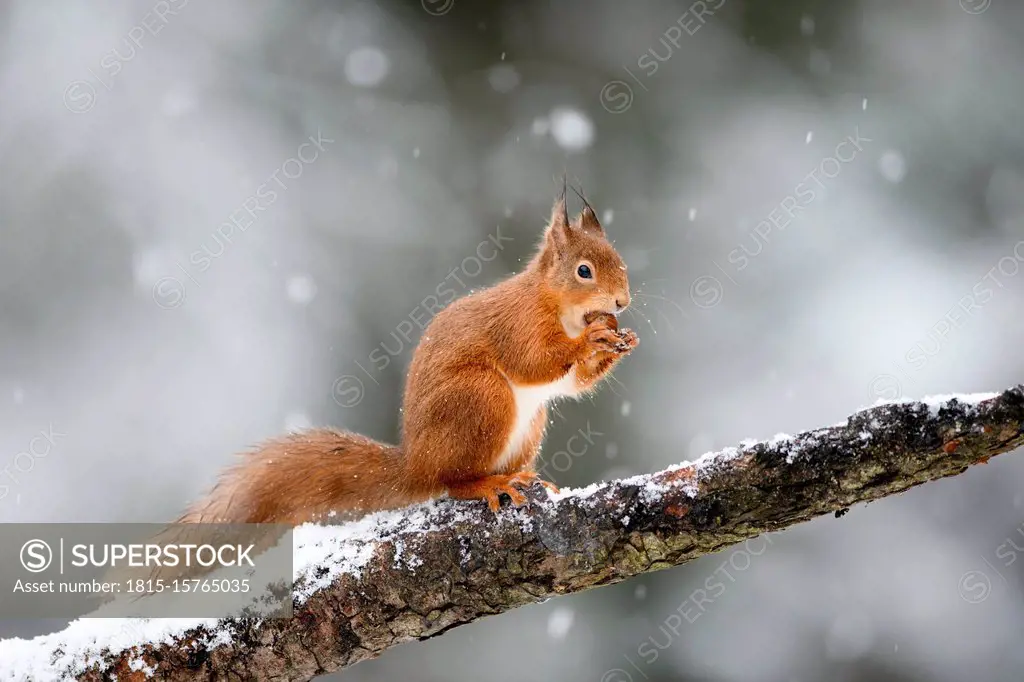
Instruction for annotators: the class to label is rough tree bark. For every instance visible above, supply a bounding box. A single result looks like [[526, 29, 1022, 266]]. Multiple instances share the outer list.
[[8, 387, 1024, 681]]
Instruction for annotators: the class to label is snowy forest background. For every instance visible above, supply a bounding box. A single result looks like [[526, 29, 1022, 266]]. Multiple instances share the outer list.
[[3, 0, 1024, 680]]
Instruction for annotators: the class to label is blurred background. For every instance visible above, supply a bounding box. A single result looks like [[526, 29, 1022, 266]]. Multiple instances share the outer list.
[[2, 0, 1024, 679]]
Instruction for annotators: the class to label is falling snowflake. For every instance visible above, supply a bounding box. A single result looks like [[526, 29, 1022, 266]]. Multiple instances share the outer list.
[[549, 107, 594, 152], [878, 150, 907, 184], [488, 64, 520, 93], [547, 607, 575, 639], [286, 275, 317, 305], [345, 47, 389, 87], [800, 15, 815, 36]]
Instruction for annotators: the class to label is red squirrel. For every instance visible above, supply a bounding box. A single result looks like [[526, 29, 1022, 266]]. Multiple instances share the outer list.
[[178, 190, 638, 525]]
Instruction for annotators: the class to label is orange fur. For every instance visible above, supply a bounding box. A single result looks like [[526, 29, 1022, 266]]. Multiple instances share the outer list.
[[179, 190, 638, 523]]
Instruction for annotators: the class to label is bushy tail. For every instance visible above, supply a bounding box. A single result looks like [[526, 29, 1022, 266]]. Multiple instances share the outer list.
[[178, 429, 428, 525]]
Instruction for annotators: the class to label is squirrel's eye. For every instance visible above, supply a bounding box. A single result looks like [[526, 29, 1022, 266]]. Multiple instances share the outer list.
[[577, 264, 593, 279]]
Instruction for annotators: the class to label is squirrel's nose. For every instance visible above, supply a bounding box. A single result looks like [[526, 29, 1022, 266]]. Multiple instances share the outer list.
[[615, 296, 630, 312]]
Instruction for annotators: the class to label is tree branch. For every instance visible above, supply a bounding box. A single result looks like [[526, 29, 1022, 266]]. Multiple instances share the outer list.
[[4, 387, 1023, 681]]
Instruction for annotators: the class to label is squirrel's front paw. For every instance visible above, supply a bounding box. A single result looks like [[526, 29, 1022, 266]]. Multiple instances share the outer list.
[[584, 313, 639, 355], [585, 315, 622, 353], [617, 328, 639, 353]]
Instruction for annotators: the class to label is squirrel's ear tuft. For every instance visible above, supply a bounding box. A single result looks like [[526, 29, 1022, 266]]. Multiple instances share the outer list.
[[576, 204, 603, 236], [570, 185, 603, 236], [545, 190, 571, 252]]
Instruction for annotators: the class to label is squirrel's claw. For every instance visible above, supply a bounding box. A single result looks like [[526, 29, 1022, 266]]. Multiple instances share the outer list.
[[509, 471, 538, 486], [537, 479, 560, 494], [509, 471, 559, 493], [498, 484, 528, 508], [483, 490, 502, 512]]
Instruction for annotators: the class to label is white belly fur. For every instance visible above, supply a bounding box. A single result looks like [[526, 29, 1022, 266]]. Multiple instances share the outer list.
[[494, 367, 580, 472]]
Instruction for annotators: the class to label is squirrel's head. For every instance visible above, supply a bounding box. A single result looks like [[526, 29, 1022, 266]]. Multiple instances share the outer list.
[[535, 189, 631, 336]]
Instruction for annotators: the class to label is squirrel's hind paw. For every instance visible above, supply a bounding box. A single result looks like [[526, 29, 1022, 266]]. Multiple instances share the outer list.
[[447, 474, 531, 512], [508, 470, 560, 494]]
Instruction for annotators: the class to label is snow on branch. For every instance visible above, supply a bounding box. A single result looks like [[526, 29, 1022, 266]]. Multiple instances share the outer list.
[[2, 387, 1023, 681]]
